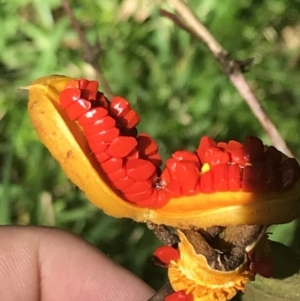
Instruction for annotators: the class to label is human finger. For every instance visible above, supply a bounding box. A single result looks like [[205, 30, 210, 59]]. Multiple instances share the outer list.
[[0, 226, 154, 301]]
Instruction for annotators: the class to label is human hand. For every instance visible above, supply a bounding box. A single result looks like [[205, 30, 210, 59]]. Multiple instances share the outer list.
[[0, 226, 154, 301]]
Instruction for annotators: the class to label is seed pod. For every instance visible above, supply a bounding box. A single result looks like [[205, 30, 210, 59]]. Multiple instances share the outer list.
[[166, 229, 264, 301], [22, 75, 300, 228]]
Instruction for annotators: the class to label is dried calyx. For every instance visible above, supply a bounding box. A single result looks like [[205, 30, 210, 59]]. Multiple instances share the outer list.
[[153, 225, 271, 301], [24, 75, 300, 228]]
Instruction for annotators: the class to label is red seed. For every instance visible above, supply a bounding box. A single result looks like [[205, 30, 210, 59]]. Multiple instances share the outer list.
[[64, 80, 79, 89], [227, 140, 242, 150], [153, 246, 180, 264], [166, 158, 179, 182], [88, 127, 120, 142], [242, 163, 266, 192], [151, 189, 171, 208], [265, 146, 282, 166], [280, 158, 300, 190], [137, 133, 158, 156], [86, 80, 99, 101], [164, 181, 182, 197], [200, 170, 214, 193], [98, 127, 120, 142], [65, 99, 92, 120], [126, 148, 140, 160], [60, 88, 81, 109], [122, 110, 140, 129], [203, 147, 231, 166], [165, 290, 193, 301], [113, 176, 135, 190], [217, 142, 227, 150], [126, 159, 156, 181], [78, 107, 108, 126], [84, 116, 116, 135], [136, 189, 158, 208], [264, 162, 277, 190], [227, 140, 244, 165], [182, 183, 200, 196], [161, 168, 171, 185], [228, 165, 241, 191], [106, 136, 137, 158], [109, 96, 131, 118], [242, 166, 254, 192], [253, 162, 267, 191], [228, 146, 246, 165], [123, 179, 152, 194], [212, 164, 229, 192], [172, 150, 200, 168], [176, 161, 199, 190], [197, 136, 217, 163], [78, 79, 89, 89], [124, 188, 153, 203], [106, 167, 127, 182], [95, 152, 111, 163], [250, 257, 273, 278], [88, 140, 109, 154], [244, 136, 265, 163], [100, 157, 123, 174]]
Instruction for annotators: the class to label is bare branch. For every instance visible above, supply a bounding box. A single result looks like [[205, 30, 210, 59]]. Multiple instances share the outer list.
[[147, 222, 178, 246], [160, 9, 199, 40], [164, 0, 293, 157], [147, 282, 174, 301], [60, 0, 113, 98], [145, 223, 177, 300]]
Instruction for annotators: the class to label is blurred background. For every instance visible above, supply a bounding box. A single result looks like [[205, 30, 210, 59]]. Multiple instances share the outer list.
[[1, 0, 300, 290]]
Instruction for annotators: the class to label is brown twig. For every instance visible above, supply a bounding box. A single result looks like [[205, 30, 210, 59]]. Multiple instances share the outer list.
[[147, 222, 178, 246], [163, 0, 293, 157], [146, 224, 177, 301], [147, 282, 174, 301], [160, 9, 199, 40], [146, 220, 178, 301], [60, 0, 113, 98]]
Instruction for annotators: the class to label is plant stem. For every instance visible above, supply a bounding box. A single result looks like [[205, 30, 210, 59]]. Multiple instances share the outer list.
[[147, 282, 174, 301], [163, 0, 293, 157], [60, 0, 113, 98], [147, 222, 178, 246]]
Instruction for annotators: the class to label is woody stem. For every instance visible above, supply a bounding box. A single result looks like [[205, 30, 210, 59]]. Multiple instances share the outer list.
[[147, 282, 174, 301], [163, 0, 293, 157], [147, 222, 178, 246]]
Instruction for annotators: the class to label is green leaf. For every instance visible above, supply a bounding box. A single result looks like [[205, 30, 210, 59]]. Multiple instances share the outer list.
[[234, 241, 300, 301]]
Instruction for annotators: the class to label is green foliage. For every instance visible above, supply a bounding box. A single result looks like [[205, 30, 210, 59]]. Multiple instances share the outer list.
[[234, 241, 300, 301], [1, 0, 300, 289]]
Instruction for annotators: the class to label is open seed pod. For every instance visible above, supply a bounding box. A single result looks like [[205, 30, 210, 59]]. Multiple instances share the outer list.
[[23, 75, 300, 228], [153, 226, 271, 301]]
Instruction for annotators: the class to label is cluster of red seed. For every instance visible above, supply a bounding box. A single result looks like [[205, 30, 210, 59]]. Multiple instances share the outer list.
[[59, 79, 300, 209], [162, 136, 300, 195], [60, 79, 168, 208]]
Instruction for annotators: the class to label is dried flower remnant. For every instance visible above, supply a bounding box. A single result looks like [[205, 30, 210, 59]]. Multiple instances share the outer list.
[[23, 75, 300, 229], [153, 226, 271, 301]]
